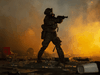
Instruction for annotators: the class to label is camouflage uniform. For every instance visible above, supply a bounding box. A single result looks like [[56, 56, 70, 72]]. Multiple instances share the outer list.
[[37, 8, 65, 63]]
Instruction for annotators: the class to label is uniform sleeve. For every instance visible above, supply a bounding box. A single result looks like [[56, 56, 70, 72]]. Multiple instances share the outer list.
[[54, 17, 63, 23], [44, 16, 63, 25]]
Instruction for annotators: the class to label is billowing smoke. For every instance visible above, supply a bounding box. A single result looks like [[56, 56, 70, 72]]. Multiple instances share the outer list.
[[0, 0, 100, 60], [0, 0, 43, 56], [63, 0, 100, 61]]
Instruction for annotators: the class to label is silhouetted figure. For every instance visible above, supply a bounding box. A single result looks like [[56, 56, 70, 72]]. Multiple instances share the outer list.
[[37, 8, 68, 64]]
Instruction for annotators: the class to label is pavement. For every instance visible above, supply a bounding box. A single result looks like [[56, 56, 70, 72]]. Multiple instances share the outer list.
[[0, 59, 100, 75]]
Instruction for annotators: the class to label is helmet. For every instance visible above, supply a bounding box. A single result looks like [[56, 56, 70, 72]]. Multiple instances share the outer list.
[[44, 8, 53, 15]]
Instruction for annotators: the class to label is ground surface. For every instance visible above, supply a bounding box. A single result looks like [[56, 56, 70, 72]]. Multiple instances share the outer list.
[[0, 59, 99, 75]]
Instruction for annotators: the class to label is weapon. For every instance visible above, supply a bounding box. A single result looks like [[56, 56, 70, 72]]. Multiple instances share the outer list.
[[57, 16, 68, 19]]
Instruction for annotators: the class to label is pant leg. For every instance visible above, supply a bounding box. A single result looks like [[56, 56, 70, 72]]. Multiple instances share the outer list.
[[56, 45, 65, 63], [37, 33, 51, 60], [37, 45, 47, 60], [52, 37, 65, 63]]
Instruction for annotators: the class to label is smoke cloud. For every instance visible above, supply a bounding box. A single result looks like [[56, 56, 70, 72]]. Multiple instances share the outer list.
[[0, 0, 100, 60], [0, 0, 43, 56]]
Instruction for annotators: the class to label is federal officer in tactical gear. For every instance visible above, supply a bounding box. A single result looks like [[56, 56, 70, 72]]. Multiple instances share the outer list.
[[37, 8, 68, 64]]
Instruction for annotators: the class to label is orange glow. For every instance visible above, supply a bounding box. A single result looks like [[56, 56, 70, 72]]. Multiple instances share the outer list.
[[91, 1, 93, 3], [27, 28, 35, 36], [67, 15, 100, 58]]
